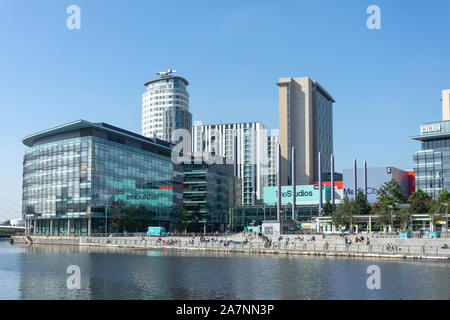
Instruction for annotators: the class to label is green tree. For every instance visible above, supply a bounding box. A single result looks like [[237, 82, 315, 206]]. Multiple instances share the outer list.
[[376, 179, 407, 230], [408, 189, 433, 214], [331, 197, 355, 230], [427, 190, 450, 231], [397, 206, 412, 230], [123, 206, 152, 232], [353, 191, 371, 215], [323, 200, 336, 216], [370, 202, 382, 215], [437, 189, 450, 203], [173, 208, 191, 234]]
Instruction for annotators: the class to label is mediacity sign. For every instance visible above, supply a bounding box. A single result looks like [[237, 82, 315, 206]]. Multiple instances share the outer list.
[[263, 185, 331, 205]]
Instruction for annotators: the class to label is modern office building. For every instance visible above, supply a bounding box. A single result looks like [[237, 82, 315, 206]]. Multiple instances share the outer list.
[[192, 122, 268, 205], [411, 89, 450, 199], [277, 77, 335, 185], [22, 120, 183, 236], [142, 71, 192, 142], [182, 155, 241, 233], [267, 134, 279, 187]]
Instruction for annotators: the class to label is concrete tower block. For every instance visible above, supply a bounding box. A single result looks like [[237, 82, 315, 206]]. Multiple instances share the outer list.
[[442, 89, 450, 121]]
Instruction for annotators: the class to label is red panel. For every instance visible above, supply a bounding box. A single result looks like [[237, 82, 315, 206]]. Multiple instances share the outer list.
[[407, 171, 415, 195], [158, 186, 173, 190], [311, 181, 343, 189]]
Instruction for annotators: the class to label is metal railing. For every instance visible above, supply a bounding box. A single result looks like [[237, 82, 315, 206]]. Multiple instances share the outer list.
[[79, 236, 450, 257]]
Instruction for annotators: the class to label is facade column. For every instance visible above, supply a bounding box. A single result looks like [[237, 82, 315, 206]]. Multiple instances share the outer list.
[[355, 224, 359, 233], [332, 224, 336, 233], [88, 217, 92, 237], [67, 219, 71, 236], [33, 219, 36, 236], [50, 219, 53, 236], [368, 216, 372, 233]]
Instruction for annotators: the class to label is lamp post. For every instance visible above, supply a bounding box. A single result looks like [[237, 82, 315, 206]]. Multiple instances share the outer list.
[[444, 203, 449, 235], [388, 205, 393, 233]]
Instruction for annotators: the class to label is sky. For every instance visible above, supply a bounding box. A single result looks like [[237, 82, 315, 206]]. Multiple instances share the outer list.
[[0, 0, 449, 220]]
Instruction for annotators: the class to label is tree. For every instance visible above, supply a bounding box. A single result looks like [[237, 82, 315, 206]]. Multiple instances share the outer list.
[[370, 202, 382, 215], [353, 191, 371, 215], [408, 189, 433, 214], [331, 197, 355, 230], [122, 206, 152, 232], [427, 190, 450, 231], [323, 200, 336, 216], [438, 189, 450, 204], [397, 207, 412, 230], [376, 179, 407, 230], [173, 208, 191, 234]]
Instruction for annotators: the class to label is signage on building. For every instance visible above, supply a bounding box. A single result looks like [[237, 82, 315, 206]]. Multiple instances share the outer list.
[[263, 185, 330, 205], [421, 124, 441, 134], [343, 187, 379, 198], [342, 167, 409, 204]]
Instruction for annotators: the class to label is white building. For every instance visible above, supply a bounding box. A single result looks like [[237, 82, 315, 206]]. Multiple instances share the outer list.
[[267, 133, 279, 187], [142, 73, 192, 142], [192, 122, 269, 205]]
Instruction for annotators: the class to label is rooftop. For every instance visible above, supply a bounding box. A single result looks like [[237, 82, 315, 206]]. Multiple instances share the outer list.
[[22, 119, 174, 150], [144, 75, 189, 87]]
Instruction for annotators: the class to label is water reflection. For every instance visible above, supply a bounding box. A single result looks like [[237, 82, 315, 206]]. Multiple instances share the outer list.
[[0, 242, 448, 300]]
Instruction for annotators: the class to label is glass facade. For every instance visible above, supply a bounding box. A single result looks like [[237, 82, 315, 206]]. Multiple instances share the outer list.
[[412, 121, 450, 199], [23, 121, 182, 236], [229, 205, 319, 232], [314, 89, 333, 180], [183, 161, 241, 232], [192, 122, 268, 205], [267, 135, 279, 187]]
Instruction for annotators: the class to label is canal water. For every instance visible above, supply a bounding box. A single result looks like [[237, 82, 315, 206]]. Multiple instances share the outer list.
[[0, 240, 449, 300]]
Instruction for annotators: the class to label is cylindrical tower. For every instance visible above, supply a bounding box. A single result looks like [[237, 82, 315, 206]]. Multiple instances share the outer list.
[[142, 73, 192, 142]]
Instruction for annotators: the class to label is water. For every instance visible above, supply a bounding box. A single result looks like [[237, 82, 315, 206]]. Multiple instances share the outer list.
[[0, 240, 449, 300]]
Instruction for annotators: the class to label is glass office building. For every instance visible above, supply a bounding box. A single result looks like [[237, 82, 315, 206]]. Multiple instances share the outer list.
[[411, 121, 450, 199], [182, 157, 241, 232], [22, 120, 183, 236]]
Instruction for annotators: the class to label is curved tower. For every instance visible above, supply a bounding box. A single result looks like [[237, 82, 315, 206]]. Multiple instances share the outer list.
[[142, 71, 192, 142]]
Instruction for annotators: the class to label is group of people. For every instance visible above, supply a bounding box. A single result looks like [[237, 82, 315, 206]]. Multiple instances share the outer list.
[[344, 236, 371, 245], [157, 238, 181, 246], [386, 243, 395, 252], [257, 233, 272, 248]]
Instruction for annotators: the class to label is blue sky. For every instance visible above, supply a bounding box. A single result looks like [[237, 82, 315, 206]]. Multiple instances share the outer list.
[[0, 0, 449, 220]]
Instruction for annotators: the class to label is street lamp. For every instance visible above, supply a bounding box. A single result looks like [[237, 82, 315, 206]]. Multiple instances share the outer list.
[[443, 203, 449, 235], [388, 205, 393, 233]]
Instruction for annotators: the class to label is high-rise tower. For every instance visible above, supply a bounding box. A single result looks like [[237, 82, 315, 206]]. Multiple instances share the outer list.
[[142, 69, 192, 142], [277, 77, 334, 185]]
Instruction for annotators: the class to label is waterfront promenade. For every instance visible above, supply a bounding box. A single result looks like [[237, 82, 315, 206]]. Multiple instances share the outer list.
[[12, 233, 450, 261]]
